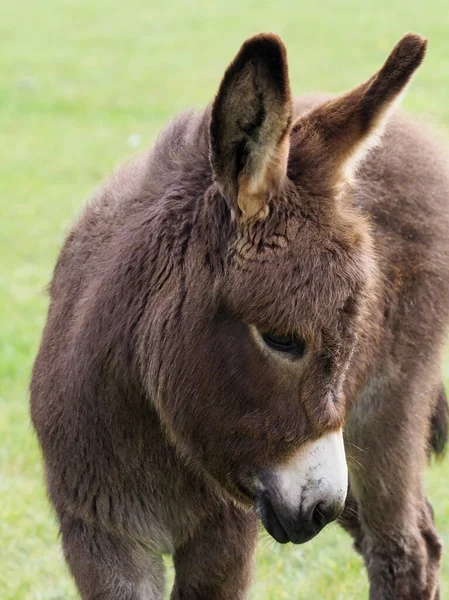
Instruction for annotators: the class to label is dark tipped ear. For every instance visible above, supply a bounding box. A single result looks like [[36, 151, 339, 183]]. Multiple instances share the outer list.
[[292, 33, 427, 184], [210, 33, 292, 222]]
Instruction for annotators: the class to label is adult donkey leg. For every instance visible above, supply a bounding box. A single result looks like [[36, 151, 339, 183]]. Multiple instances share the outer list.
[[171, 502, 258, 600], [345, 377, 443, 600], [61, 515, 165, 600]]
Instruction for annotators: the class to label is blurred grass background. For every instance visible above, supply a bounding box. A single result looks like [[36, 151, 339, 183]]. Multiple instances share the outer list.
[[1, 0, 449, 598]]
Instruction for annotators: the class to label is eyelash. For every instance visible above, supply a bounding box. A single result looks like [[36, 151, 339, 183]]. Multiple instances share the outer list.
[[260, 331, 306, 357]]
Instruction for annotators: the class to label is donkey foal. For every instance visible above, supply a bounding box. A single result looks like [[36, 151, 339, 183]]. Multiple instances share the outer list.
[[31, 33, 449, 599]]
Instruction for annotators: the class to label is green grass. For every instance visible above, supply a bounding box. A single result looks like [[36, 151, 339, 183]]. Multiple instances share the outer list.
[[1, 0, 449, 598]]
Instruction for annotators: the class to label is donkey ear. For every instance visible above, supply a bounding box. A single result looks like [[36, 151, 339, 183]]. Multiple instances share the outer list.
[[210, 34, 293, 222], [293, 33, 427, 184]]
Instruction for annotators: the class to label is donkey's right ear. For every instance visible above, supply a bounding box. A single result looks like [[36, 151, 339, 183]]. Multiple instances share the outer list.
[[210, 34, 293, 223]]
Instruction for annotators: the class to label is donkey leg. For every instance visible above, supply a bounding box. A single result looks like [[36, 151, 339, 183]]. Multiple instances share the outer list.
[[346, 382, 443, 600], [170, 502, 258, 600], [61, 515, 165, 600], [360, 499, 442, 600]]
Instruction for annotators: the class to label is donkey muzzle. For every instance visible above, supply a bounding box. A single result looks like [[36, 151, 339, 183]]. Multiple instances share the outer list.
[[255, 430, 348, 544]]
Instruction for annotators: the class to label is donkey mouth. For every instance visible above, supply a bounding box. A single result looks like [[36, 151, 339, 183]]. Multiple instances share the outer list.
[[255, 489, 329, 544], [256, 490, 290, 544]]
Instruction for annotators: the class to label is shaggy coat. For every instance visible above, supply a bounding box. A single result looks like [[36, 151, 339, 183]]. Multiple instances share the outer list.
[[31, 33, 449, 599]]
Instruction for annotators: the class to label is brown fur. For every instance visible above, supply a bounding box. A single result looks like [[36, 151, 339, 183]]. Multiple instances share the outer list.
[[30, 33, 449, 599]]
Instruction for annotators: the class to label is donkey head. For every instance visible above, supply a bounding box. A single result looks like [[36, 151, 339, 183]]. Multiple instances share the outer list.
[[153, 33, 426, 544]]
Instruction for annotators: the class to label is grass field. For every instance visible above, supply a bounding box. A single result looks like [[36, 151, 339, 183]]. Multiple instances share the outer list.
[[1, 1, 449, 598]]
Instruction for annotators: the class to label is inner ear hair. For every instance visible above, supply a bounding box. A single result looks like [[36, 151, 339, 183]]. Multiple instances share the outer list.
[[210, 33, 293, 223], [292, 33, 427, 183]]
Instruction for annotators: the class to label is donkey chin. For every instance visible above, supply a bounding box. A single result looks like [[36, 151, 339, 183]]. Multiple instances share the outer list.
[[254, 430, 348, 544]]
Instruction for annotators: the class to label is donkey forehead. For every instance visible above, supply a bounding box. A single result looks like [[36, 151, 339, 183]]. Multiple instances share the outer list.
[[225, 234, 365, 334]]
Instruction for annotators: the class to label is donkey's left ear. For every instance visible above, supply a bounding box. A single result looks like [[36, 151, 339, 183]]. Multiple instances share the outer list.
[[292, 33, 427, 186], [210, 34, 293, 222]]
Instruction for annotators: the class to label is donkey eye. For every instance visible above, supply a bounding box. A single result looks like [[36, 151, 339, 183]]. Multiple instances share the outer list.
[[261, 332, 306, 357]]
